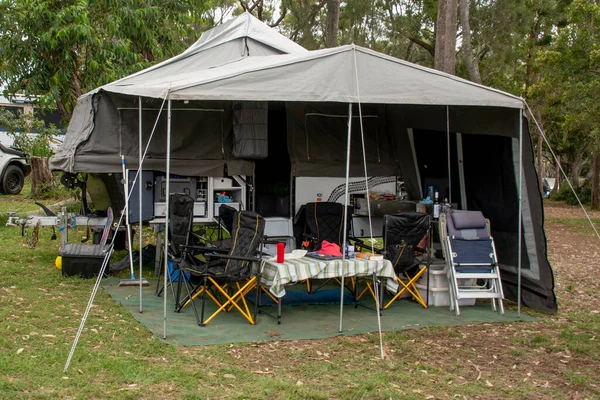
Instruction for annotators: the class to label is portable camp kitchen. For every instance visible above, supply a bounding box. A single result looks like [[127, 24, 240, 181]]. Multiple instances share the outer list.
[[50, 13, 557, 344]]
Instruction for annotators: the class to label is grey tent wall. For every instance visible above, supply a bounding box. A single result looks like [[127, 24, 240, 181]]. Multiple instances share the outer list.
[[53, 92, 255, 177], [507, 118, 556, 312], [460, 117, 556, 313], [49, 93, 99, 172], [285, 103, 401, 177], [385, 109, 427, 201]]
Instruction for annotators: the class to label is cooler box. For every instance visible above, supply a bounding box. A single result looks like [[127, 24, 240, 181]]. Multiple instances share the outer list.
[[167, 260, 190, 282], [58, 243, 110, 278], [415, 283, 476, 307]]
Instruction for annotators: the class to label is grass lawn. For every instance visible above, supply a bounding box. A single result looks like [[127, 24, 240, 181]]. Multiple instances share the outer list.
[[0, 200, 599, 398], [0, 177, 76, 214]]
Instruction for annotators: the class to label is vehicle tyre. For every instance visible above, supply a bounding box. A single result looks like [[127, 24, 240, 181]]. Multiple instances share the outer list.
[[2, 165, 25, 195]]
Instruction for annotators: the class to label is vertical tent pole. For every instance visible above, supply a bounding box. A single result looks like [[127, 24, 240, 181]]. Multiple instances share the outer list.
[[446, 106, 452, 204], [139, 97, 144, 313], [163, 99, 172, 339], [518, 108, 523, 318], [339, 102, 353, 333]]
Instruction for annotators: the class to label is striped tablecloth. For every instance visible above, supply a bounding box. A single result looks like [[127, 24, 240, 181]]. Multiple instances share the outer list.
[[260, 256, 398, 298]]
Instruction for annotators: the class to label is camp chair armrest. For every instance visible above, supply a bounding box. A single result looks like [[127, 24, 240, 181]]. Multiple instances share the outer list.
[[263, 236, 283, 245], [189, 229, 206, 240], [180, 245, 229, 254], [205, 253, 262, 263]]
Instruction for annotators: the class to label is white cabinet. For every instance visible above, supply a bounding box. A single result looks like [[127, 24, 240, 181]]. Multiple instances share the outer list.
[[212, 176, 246, 217]]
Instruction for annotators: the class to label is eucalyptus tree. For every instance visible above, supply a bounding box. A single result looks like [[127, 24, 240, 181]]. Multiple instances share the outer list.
[[531, 0, 600, 206], [434, 0, 458, 73]]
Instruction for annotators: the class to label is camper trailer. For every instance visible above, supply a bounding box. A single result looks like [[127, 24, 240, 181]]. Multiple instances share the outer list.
[[49, 13, 556, 313]]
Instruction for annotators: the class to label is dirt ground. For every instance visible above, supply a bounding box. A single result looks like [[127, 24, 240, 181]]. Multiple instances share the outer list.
[[221, 203, 600, 398]]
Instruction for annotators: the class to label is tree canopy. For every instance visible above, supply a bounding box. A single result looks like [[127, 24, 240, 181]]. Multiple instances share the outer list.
[[0, 0, 213, 119], [1, 0, 599, 204]]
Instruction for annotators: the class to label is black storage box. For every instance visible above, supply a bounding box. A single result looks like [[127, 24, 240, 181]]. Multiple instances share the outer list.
[[58, 243, 110, 278]]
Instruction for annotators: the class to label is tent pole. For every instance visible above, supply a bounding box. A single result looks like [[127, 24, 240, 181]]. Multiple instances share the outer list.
[[139, 97, 144, 313], [339, 102, 353, 334], [446, 106, 451, 204], [163, 100, 172, 339], [518, 109, 523, 318]]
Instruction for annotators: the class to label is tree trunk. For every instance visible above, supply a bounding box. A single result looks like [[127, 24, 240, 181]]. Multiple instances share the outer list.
[[458, 0, 482, 83], [551, 155, 561, 195], [570, 149, 585, 186], [532, 108, 546, 194], [30, 156, 55, 197], [537, 133, 545, 195], [434, 0, 458, 74], [325, 0, 340, 48], [592, 152, 600, 209]]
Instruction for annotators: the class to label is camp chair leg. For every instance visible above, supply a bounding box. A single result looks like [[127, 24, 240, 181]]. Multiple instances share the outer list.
[[234, 282, 251, 317], [202, 277, 258, 325], [175, 272, 184, 310], [357, 282, 377, 303], [253, 279, 260, 323], [454, 298, 461, 317], [498, 296, 505, 315], [172, 273, 203, 325], [384, 267, 428, 309], [199, 275, 208, 326]]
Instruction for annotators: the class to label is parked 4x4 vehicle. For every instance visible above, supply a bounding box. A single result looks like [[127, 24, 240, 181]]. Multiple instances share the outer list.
[[0, 142, 31, 194]]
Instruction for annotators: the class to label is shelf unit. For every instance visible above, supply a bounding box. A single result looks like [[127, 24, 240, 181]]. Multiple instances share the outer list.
[[212, 176, 246, 217]]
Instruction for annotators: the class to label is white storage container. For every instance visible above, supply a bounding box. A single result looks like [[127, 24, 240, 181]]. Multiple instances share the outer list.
[[214, 177, 233, 188], [418, 268, 449, 289], [415, 283, 476, 307]]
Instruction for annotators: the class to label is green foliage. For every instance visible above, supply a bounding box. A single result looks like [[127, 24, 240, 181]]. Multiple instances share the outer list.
[[0, 0, 213, 119], [529, 0, 600, 189], [550, 184, 592, 205], [0, 108, 60, 157]]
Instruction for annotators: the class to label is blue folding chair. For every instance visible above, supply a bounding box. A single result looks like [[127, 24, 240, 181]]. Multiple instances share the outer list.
[[443, 210, 504, 317]]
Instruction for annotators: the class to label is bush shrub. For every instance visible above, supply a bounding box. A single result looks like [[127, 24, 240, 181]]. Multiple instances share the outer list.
[[550, 185, 592, 205]]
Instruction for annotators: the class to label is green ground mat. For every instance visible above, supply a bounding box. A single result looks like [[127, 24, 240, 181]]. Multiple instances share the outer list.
[[102, 277, 536, 346]]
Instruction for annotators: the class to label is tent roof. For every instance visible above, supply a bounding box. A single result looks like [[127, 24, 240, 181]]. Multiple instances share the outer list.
[[102, 45, 523, 109], [186, 11, 307, 55], [103, 12, 307, 89]]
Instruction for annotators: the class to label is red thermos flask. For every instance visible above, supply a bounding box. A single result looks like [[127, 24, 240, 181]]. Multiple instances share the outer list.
[[276, 243, 285, 263]]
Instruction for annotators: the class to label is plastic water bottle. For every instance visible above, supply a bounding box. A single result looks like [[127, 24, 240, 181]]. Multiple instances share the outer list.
[[433, 192, 441, 219]]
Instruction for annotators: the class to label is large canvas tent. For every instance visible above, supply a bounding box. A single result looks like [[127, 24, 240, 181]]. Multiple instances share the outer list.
[[50, 13, 556, 313]]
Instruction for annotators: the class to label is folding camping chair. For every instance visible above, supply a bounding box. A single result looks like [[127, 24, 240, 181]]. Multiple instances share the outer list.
[[58, 207, 114, 278], [293, 202, 355, 292], [178, 210, 266, 326], [210, 203, 236, 249], [294, 202, 349, 251], [155, 194, 200, 307], [376, 212, 431, 309], [442, 210, 504, 317]]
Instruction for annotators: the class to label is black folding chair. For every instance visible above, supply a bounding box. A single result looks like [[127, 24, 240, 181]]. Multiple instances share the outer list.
[[155, 194, 200, 307], [381, 212, 431, 309], [293, 202, 357, 292], [177, 210, 266, 325]]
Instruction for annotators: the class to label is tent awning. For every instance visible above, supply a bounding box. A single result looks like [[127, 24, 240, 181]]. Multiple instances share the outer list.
[[101, 45, 523, 109]]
